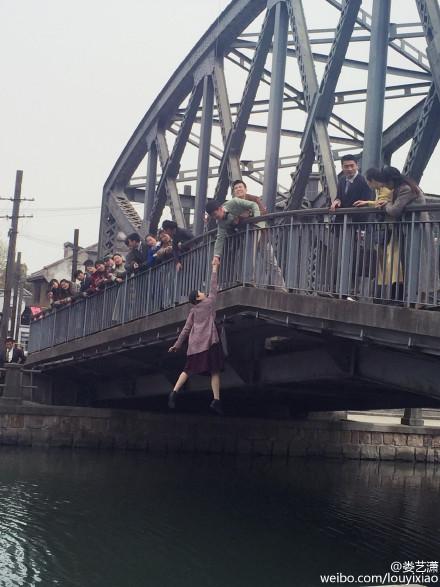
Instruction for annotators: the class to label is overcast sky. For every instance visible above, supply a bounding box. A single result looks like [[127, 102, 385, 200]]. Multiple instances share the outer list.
[[0, 0, 435, 273]]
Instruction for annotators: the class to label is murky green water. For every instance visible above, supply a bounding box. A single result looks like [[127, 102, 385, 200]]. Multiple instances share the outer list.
[[0, 448, 438, 586]]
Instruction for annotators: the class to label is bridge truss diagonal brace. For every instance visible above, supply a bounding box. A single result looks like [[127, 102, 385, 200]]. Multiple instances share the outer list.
[[214, 6, 276, 203], [262, 0, 289, 212], [148, 83, 204, 232], [154, 131, 186, 230], [326, 0, 430, 72], [416, 0, 440, 99], [212, 58, 241, 184], [403, 82, 440, 182], [286, 0, 361, 210], [194, 75, 215, 235]]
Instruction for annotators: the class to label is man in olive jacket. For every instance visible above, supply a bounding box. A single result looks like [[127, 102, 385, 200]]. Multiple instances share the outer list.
[[205, 197, 261, 262]]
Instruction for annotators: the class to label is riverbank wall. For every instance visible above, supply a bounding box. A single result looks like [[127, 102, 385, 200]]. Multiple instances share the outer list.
[[0, 403, 439, 462]]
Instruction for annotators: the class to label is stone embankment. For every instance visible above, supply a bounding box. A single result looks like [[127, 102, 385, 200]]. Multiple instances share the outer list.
[[0, 404, 438, 462]]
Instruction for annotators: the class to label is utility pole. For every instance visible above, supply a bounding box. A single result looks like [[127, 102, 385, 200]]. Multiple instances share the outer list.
[[10, 251, 21, 341], [71, 228, 80, 281], [14, 281, 24, 344], [0, 171, 33, 342]]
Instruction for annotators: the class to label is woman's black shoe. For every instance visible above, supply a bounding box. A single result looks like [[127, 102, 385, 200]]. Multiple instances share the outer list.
[[168, 391, 177, 409], [210, 399, 224, 416]]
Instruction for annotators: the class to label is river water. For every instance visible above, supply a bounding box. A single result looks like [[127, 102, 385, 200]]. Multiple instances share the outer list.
[[0, 448, 438, 587]]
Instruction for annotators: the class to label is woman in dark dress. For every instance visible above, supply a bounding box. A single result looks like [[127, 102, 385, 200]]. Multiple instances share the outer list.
[[168, 259, 224, 415]]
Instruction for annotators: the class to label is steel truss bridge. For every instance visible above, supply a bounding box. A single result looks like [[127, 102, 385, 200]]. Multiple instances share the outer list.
[[99, 0, 440, 257]]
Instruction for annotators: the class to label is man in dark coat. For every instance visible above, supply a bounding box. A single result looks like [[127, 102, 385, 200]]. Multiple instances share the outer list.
[[0, 337, 26, 366], [330, 154, 373, 213], [124, 232, 148, 274], [161, 220, 194, 269]]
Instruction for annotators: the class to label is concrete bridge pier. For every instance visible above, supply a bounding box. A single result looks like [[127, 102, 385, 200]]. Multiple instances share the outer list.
[[401, 407, 424, 427], [0, 364, 24, 404]]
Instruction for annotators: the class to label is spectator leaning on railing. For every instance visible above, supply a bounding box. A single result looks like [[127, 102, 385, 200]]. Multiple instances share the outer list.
[[124, 232, 148, 275], [205, 196, 261, 263], [161, 220, 194, 271]]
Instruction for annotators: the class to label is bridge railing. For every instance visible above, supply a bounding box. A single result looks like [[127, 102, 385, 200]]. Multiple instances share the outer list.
[[29, 206, 440, 353]]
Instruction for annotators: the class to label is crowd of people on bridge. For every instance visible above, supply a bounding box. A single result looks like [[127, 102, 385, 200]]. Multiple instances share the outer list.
[[37, 162, 433, 315], [37, 180, 266, 317]]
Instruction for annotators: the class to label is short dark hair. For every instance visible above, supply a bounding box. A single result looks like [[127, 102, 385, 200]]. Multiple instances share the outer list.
[[84, 259, 94, 268], [162, 220, 177, 231], [5, 337, 14, 343], [232, 179, 247, 189], [74, 269, 84, 279], [126, 232, 141, 243], [189, 290, 201, 305], [205, 200, 221, 215], [341, 154, 358, 164], [95, 259, 105, 267], [146, 233, 156, 239]]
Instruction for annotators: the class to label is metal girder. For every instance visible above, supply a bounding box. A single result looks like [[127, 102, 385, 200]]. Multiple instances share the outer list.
[[262, 1, 289, 212], [212, 58, 241, 183], [415, 0, 440, 97], [403, 83, 440, 182], [143, 142, 157, 234], [286, 0, 361, 210], [105, 192, 143, 243], [153, 131, 186, 231], [362, 0, 391, 171], [103, 0, 266, 195], [149, 83, 203, 232], [194, 75, 214, 235], [227, 48, 364, 143], [98, 198, 118, 258], [214, 7, 276, 203], [325, 0, 430, 72], [381, 98, 425, 161], [289, 50, 431, 81]]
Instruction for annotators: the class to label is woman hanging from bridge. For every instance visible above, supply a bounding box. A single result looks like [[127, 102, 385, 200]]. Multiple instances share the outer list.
[[168, 258, 224, 415]]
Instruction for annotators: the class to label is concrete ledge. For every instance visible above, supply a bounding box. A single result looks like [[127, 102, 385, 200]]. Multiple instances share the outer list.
[[0, 404, 439, 462], [27, 287, 440, 367]]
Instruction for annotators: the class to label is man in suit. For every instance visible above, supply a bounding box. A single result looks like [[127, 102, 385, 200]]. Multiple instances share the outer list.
[[329, 155, 374, 298], [330, 154, 373, 212], [124, 232, 148, 274], [0, 338, 26, 366]]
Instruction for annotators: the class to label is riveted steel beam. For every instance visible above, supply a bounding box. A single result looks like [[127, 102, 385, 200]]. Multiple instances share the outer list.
[[326, 0, 430, 72], [262, 1, 289, 212], [149, 83, 203, 232], [214, 7, 276, 203], [212, 58, 241, 184], [227, 48, 364, 143], [415, 0, 440, 97], [194, 75, 215, 235], [362, 0, 391, 171], [403, 83, 440, 182], [143, 142, 158, 234], [153, 131, 186, 231], [286, 0, 361, 210]]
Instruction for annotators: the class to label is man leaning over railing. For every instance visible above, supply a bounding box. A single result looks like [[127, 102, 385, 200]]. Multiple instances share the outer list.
[[206, 197, 261, 263]]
